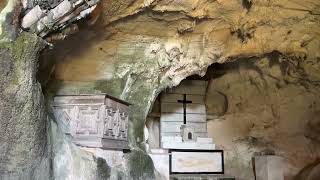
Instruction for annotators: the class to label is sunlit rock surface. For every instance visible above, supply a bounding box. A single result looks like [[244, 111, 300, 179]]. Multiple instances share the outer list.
[[0, 0, 320, 179], [206, 56, 320, 179]]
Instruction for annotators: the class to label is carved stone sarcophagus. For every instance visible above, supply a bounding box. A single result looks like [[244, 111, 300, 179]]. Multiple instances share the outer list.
[[52, 94, 130, 149]]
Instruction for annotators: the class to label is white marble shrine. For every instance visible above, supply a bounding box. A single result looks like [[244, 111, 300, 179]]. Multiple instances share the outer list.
[[148, 80, 224, 180]]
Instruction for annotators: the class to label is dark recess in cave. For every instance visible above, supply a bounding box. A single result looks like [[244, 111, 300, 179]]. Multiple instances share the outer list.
[[187, 51, 288, 81], [187, 57, 266, 81], [242, 0, 253, 11]]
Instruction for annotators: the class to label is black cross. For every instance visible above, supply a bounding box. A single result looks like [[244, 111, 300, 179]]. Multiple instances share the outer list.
[[177, 94, 192, 124]]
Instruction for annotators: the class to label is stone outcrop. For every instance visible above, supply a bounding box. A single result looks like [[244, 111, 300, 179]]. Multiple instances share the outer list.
[[206, 55, 320, 179], [0, 0, 320, 179], [0, 32, 49, 179]]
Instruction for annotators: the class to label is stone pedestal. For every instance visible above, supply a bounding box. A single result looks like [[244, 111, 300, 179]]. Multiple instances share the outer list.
[[161, 136, 215, 150], [149, 149, 170, 180], [170, 174, 235, 180], [254, 155, 284, 180]]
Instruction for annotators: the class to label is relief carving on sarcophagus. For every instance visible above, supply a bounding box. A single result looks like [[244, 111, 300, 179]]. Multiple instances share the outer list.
[[52, 94, 130, 150], [104, 109, 128, 140], [75, 106, 104, 137], [104, 108, 116, 137], [119, 112, 129, 139]]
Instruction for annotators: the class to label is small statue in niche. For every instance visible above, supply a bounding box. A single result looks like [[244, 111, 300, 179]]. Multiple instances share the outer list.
[[180, 124, 196, 142]]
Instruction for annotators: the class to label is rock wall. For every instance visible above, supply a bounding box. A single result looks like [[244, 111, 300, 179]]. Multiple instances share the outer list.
[[0, 32, 49, 179], [0, 0, 319, 179], [206, 55, 320, 179]]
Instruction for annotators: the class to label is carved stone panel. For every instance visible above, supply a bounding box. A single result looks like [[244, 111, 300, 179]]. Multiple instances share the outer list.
[[53, 94, 130, 149]]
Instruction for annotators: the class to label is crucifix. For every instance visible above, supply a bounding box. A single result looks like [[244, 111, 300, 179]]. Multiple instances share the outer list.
[[177, 94, 192, 124]]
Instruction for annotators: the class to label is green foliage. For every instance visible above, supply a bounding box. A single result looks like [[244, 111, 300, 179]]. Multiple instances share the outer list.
[[0, 32, 43, 88]]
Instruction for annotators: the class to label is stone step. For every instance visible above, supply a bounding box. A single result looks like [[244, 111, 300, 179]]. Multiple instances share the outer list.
[[161, 103, 206, 114], [162, 142, 215, 150], [170, 174, 235, 180], [161, 121, 207, 134], [161, 113, 206, 123]]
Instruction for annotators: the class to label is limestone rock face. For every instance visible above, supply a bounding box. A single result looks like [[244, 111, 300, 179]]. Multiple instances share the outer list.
[[206, 56, 320, 179], [0, 0, 320, 180], [205, 90, 228, 117], [0, 33, 49, 179]]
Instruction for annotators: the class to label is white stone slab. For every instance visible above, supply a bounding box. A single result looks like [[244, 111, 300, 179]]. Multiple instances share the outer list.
[[171, 151, 223, 173], [161, 136, 182, 143], [150, 149, 168, 154], [161, 121, 207, 133], [162, 132, 207, 138], [161, 103, 206, 114], [149, 153, 170, 180], [254, 156, 284, 180], [161, 94, 205, 104], [160, 113, 206, 123], [162, 142, 215, 150], [197, 137, 213, 144], [161, 94, 183, 103]]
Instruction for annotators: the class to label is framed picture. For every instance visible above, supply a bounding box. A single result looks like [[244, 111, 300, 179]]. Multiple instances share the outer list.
[[169, 149, 224, 174]]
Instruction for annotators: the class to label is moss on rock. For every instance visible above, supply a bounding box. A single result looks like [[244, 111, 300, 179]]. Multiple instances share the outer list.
[[125, 149, 155, 180], [0, 32, 48, 179], [96, 158, 111, 180]]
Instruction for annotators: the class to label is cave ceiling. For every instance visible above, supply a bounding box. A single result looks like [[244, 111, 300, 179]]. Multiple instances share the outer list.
[[37, 0, 320, 86]]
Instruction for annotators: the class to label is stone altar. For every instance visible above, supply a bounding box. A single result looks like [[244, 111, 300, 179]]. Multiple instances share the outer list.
[[149, 80, 222, 180], [52, 94, 130, 149], [160, 80, 215, 150]]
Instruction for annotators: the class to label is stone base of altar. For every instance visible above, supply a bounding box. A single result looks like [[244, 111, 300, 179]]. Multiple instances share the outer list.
[[170, 174, 235, 180]]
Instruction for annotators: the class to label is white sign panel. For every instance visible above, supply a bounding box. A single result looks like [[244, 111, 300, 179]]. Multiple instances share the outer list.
[[170, 150, 224, 174]]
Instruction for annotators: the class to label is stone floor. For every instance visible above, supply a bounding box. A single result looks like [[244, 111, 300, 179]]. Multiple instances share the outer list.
[[170, 174, 235, 180]]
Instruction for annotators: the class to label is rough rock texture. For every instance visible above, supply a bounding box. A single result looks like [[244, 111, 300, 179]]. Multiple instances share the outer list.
[[0, 32, 49, 179], [0, 0, 320, 179], [206, 56, 320, 179], [295, 159, 320, 180]]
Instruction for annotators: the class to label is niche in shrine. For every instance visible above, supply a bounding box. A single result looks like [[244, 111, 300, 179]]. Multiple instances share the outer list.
[[52, 94, 130, 150]]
